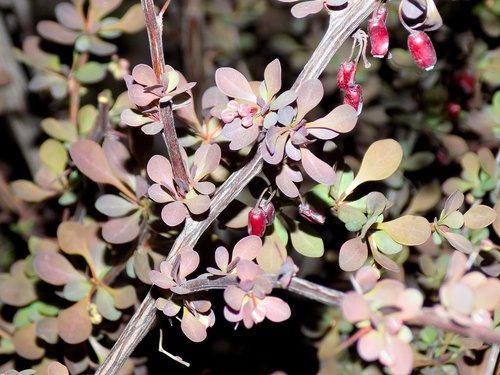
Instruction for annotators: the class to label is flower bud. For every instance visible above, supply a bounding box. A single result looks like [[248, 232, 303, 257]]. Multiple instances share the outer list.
[[248, 208, 266, 237], [337, 60, 357, 90], [407, 31, 437, 71]]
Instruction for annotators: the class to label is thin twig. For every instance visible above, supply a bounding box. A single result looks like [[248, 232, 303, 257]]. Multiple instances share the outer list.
[[141, 0, 190, 195], [95, 3, 377, 374], [485, 344, 499, 375]]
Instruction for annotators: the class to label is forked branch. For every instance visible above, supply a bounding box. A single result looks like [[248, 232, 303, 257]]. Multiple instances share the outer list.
[[95, 2, 378, 373]]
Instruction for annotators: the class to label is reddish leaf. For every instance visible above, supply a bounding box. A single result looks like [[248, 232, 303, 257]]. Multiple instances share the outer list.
[[341, 292, 370, 323], [161, 201, 188, 226], [301, 148, 336, 185], [13, 323, 45, 360], [181, 308, 208, 342], [296, 79, 323, 121], [339, 237, 368, 272], [37, 21, 79, 45], [215, 67, 256, 102], [102, 213, 141, 244], [263, 59, 282, 99], [58, 299, 92, 344], [34, 250, 83, 286], [262, 296, 291, 322]]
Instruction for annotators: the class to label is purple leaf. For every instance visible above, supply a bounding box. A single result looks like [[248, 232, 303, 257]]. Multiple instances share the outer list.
[[214, 246, 229, 271], [339, 237, 368, 272], [276, 166, 300, 198], [341, 292, 370, 323], [291, 0, 324, 18], [34, 250, 83, 286], [224, 121, 260, 151], [233, 235, 262, 261], [161, 201, 188, 226], [132, 64, 158, 86], [215, 67, 257, 102], [285, 139, 301, 161], [102, 213, 141, 244], [57, 299, 92, 344], [184, 194, 211, 215], [300, 148, 336, 185], [192, 144, 221, 181], [55, 3, 84, 30], [296, 78, 323, 121], [121, 108, 151, 127], [357, 330, 383, 361], [270, 90, 298, 111], [147, 155, 175, 193], [149, 270, 176, 290], [193, 181, 216, 195], [264, 59, 282, 100], [181, 308, 208, 342], [179, 249, 200, 279], [148, 183, 174, 203], [37, 21, 79, 45], [95, 194, 137, 217], [102, 138, 135, 189], [355, 266, 380, 293], [262, 296, 291, 322]]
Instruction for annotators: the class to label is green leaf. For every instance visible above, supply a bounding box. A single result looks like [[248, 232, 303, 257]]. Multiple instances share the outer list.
[[338, 205, 367, 232], [440, 211, 464, 229], [257, 232, 287, 273], [78, 104, 98, 135], [377, 215, 431, 246], [345, 139, 403, 196], [40, 118, 77, 142], [273, 217, 289, 246], [463, 205, 497, 229], [62, 279, 92, 302], [401, 151, 434, 171], [10, 180, 56, 202], [95, 287, 121, 321], [40, 139, 68, 174], [95, 194, 137, 217], [75, 61, 107, 84], [372, 230, 403, 255], [290, 221, 324, 258]]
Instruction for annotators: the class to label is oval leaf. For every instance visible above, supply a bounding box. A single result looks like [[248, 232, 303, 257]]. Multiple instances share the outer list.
[[339, 237, 368, 272], [463, 205, 497, 229], [34, 251, 83, 286], [290, 222, 324, 257], [377, 215, 431, 246], [57, 299, 92, 344]]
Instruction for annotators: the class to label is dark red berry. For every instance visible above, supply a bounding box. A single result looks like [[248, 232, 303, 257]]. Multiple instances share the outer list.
[[368, 19, 389, 58], [343, 84, 363, 114], [248, 208, 266, 237], [298, 203, 325, 225], [258, 200, 275, 226], [337, 60, 357, 90], [446, 102, 461, 119], [455, 71, 475, 95], [407, 31, 437, 71]]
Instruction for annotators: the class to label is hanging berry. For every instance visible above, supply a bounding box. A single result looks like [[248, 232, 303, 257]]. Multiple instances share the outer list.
[[407, 31, 437, 71], [248, 208, 266, 237], [368, 5, 389, 58], [343, 84, 363, 114]]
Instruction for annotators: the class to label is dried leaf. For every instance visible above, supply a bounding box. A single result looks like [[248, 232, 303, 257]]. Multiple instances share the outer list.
[[346, 139, 403, 196], [57, 299, 92, 344], [339, 237, 368, 272], [463, 205, 497, 229], [377, 215, 431, 246]]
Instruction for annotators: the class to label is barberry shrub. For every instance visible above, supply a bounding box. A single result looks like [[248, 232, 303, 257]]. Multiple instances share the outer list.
[[1, 0, 499, 374]]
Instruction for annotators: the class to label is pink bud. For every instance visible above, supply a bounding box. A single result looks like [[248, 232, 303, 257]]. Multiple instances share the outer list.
[[241, 115, 253, 128], [221, 108, 237, 123], [337, 61, 357, 90], [407, 31, 437, 71], [343, 84, 363, 114], [368, 20, 389, 58], [248, 208, 266, 237]]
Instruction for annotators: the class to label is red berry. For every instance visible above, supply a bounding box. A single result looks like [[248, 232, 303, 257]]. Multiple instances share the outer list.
[[337, 61, 357, 90], [455, 71, 475, 95], [258, 200, 275, 226], [248, 208, 266, 237], [298, 203, 325, 225], [407, 31, 437, 71], [446, 102, 461, 119], [343, 84, 363, 114], [368, 19, 389, 58]]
